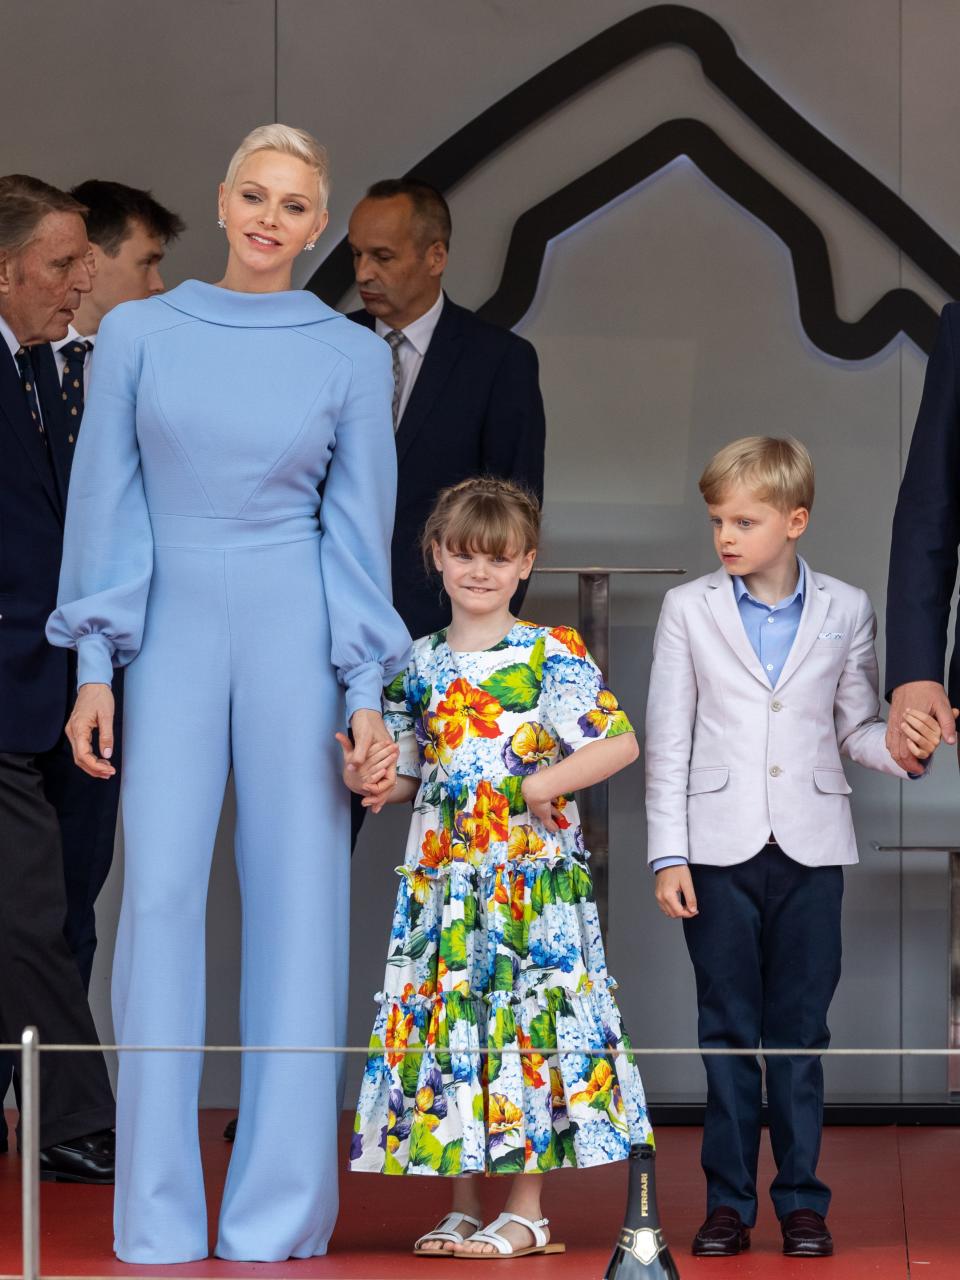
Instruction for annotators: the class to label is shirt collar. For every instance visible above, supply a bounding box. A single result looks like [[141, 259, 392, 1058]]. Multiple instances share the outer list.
[[0, 312, 22, 360], [375, 289, 444, 355], [733, 558, 806, 610], [52, 324, 94, 354]]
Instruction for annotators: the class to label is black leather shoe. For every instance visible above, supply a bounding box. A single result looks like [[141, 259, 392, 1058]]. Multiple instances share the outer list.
[[692, 1206, 751, 1256], [223, 1115, 237, 1142], [38, 1128, 114, 1184], [781, 1209, 833, 1257]]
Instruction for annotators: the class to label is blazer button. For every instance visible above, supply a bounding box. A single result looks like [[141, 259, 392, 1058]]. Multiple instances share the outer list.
[[769, 765, 783, 777], [771, 700, 783, 712]]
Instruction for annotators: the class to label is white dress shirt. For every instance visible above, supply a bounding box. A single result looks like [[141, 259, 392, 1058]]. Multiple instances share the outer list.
[[0, 311, 22, 361], [375, 291, 444, 423], [52, 325, 95, 399]]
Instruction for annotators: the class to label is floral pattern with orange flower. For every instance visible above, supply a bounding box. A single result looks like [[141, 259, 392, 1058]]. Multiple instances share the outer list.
[[435, 678, 503, 748]]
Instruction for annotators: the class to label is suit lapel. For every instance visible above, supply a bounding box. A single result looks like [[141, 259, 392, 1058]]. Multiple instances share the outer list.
[[0, 344, 62, 520], [395, 295, 463, 466], [774, 561, 830, 690], [704, 567, 771, 687]]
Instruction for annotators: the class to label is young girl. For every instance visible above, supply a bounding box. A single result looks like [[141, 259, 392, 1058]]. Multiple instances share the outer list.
[[340, 477, 653, 1259]]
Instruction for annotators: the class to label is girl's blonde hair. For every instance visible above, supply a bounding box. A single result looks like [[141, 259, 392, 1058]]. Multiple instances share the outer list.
[[699, 435, 815, 512], [421, 476, 541, 573], [224, 124, 329, 210]]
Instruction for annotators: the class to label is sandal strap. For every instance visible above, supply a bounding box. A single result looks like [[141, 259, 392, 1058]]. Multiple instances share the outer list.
[[471, 1212, 549, 1254], [414, 1212, 482, 1249]]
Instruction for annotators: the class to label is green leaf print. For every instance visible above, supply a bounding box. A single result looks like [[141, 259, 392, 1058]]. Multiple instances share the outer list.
[[440, 919, 468, 972], [569, 861, 594, 903], [399, 1047, 422, 1100], [491, 1147, 526, 1175], [473, 1093, 486, 1124], [415, 781, 442, 812], [480, 663, 541, 713], [502, 910, 529, 959], [384, 673, 407, 704], [418, 682, 433, 713], [384, 1151, 405, 1176], [537, 1130, 564, 1173], [560, 1127, 578, 1168], [463, 893, 478, 931], [554, 867, 575, 905], [529, 1010, 554, 1052], [388, 927, 430, 964], [438, 1137, 463, 1176], [529, 634, 546, 681], [409, 1121, 444, 1171], [497, 775, 527, 816], [606, 711, 633, 738], [492, 952, 515, 992]]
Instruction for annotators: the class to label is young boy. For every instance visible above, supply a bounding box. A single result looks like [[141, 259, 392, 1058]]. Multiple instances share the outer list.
[[644, 436, 943, 1259]]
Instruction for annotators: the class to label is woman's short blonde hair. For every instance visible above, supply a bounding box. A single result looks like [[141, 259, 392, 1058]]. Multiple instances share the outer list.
[[699, 436, 815, 512], [421, 476, 541, 573], [224, 124, 329, 210]]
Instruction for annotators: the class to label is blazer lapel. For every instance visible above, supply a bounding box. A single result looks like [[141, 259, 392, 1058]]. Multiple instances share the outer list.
[[774, 561, 831, 690], [395, 295, 463, 466], [0, 344, 62, 520], [704, 567, 771, 687]]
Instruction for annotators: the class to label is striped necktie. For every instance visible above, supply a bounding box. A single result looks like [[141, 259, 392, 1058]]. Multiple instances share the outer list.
[[385, 329, 404, 432], [60, 339, 92, 442]]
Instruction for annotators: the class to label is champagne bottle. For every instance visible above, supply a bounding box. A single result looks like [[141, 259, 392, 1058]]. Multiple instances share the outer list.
[[603, 1143, 681, 1279]]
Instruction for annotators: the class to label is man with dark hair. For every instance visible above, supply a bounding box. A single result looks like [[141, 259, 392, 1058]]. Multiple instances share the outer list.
[[0, 174, 115, 1181], [57, 181, 184, 408], [347, 178, 545, 640], [39, 181, 184, 988]]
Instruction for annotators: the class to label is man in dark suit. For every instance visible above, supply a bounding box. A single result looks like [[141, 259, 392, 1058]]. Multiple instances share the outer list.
[[44, 181, 183, 986], [886, 305, 960, 768], [347, 178, 546, 639], [0, 175, 115, 1181]]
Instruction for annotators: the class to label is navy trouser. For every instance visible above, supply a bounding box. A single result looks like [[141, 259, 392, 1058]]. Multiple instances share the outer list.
[[682, 844, 843, 1224]]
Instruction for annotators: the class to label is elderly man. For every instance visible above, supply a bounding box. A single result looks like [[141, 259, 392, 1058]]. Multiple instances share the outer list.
[[347, 178, 546, 639], [0, 174, 115, 1182], [886, 307, 960, 765]]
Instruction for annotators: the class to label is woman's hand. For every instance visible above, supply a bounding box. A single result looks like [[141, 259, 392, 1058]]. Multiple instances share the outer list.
[[339, 709, 398, 810], [521, 771, 566, 833], [66, 683, 116, 778]]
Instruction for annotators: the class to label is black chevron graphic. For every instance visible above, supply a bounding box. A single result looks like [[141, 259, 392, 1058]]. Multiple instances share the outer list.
[[307, 3, 958, 358]]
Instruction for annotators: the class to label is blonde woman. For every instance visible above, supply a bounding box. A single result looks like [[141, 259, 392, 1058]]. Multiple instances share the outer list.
[[48, 125, 410, 1264]]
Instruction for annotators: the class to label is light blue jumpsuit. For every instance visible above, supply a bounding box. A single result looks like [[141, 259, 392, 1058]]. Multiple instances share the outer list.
[[47, 280, 411, 1264]]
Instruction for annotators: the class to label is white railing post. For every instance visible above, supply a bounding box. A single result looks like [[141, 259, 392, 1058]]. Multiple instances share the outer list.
[[20, 1028, 39, 1280]]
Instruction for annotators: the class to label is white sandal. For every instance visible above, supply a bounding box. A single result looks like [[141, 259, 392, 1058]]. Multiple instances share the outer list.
[[455, 1212, 566, 1259], [413, 1211, 483, 1257]]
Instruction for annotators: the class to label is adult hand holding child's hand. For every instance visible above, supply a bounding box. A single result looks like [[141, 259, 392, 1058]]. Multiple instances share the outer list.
[[887, 681, 957, 771]]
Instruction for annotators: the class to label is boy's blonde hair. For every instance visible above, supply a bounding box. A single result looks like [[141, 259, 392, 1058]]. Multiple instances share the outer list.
[[421, 476, 541, 573], [699, 436, 815, 513], [224, 124, 329, 210]]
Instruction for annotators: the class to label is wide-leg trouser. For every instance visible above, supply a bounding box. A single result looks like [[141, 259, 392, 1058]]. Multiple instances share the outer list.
[[111, 524, 349, 1264], [682, 845, 843, 1225]]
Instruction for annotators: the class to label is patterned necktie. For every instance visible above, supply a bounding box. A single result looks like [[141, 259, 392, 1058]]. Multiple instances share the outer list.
[[60, 339, 92, 442], [385, 329, 404, 432], [14, 347, 46, 445]]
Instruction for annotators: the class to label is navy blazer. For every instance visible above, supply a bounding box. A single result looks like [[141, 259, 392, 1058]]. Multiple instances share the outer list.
[[0, 341, 74, 752], [348, 294, 546, 640], [888, 302, 960, 704]]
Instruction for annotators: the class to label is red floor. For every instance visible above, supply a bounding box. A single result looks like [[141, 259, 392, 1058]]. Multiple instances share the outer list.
[[0, 1111, 957, 1278]]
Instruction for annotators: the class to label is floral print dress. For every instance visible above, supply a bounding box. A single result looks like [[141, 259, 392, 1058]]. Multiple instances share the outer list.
[[350, 621, 652, 1177]]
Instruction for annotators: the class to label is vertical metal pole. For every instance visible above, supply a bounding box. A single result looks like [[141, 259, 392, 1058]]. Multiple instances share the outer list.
[[950, 852, 960, 1099], [577, 572, 611, 937], [20, 1028, 39, 1280]]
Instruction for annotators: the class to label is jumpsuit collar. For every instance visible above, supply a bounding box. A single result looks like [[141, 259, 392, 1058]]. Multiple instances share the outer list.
[[157, 278, 340, 327]]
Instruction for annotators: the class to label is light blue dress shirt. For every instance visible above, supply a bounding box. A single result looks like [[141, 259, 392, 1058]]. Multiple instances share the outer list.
[[651, 563, 805, 873]]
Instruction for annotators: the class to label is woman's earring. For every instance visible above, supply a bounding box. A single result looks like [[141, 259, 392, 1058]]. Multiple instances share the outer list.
[[304, 241, 316, 251], [217, 218, 226, 229]]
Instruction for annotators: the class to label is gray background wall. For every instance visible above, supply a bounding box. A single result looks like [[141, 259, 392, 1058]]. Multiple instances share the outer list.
[[4, 0, 960, 1107]]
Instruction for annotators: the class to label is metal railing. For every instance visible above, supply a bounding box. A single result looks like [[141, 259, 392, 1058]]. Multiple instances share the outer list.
[[8, 1034, 960, 1279]]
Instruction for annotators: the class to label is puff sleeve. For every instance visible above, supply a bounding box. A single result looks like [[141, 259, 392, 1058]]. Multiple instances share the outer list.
[[320, 339, 412, 720], [46, 307, 153, 687], [539, 626, 635, 754]]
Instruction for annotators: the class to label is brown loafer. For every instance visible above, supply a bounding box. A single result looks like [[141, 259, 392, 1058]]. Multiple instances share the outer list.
[[781, 1209, 833, 1257], [692, 1206, 751, 1256]]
